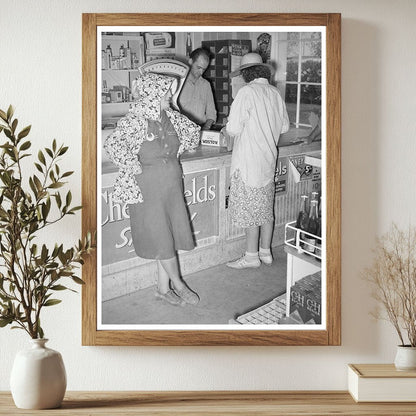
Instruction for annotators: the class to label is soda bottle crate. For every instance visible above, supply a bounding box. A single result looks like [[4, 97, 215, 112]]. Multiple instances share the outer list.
[[284, 221, 322, 260]]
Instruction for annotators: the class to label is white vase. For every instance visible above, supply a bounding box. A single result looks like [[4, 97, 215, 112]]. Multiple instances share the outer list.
[[10, 338, 67, 409], [394, 345, 416, 371]]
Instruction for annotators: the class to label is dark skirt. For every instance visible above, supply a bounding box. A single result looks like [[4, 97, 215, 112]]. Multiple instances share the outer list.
[[128, 158, 195, 260]]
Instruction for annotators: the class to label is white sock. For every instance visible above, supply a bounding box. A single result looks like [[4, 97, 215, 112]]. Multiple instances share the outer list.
[[245, 251, 259, 262], [259, 247, 271, 256]]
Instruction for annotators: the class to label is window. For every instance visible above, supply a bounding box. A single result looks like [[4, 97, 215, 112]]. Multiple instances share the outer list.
[[277, 32, 322, 128]]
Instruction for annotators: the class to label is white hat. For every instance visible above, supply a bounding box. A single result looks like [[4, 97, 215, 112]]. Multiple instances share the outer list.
[[230, 52, 274, 77]]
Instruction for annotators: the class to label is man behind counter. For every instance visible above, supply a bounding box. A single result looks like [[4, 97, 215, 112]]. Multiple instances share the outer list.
[[178, 48, 217, 130]]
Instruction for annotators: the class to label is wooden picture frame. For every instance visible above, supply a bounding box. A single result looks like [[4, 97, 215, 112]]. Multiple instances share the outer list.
[[82, 13, 341, 346]]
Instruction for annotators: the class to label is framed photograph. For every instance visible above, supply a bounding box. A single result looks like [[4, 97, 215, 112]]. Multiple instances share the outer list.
[[82, 13, 341, 346]]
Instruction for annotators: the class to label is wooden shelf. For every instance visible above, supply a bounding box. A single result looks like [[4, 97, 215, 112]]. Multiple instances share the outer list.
[[1, 391, 416, 415]]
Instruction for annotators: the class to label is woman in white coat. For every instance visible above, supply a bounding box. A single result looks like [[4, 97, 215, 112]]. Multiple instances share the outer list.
[[224, 53, 289, 269]]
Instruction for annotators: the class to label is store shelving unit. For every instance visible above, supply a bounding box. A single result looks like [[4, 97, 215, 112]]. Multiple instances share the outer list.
[[201, 39, 252, 125]]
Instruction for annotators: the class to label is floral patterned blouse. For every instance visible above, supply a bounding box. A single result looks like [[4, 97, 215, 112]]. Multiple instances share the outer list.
[[104, 72, 201, 204]]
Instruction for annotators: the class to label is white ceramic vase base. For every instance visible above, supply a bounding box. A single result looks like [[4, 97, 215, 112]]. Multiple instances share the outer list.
[[10, 339, 67, 409], [394, 346, 416, 371]]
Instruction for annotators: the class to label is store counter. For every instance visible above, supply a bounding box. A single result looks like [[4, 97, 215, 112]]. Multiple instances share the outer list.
[[101, 133, 321, 301]]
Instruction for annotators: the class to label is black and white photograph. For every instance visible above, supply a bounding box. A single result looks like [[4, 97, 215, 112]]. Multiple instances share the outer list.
[[97, 25, 326, 330]]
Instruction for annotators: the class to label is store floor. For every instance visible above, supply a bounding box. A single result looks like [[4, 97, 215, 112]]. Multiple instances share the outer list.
[[102, 245, 287, 325]]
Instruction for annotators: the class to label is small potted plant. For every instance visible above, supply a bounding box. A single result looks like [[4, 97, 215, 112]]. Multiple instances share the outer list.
[[0, 106, 95, 409], [362, 223, 416, 370]]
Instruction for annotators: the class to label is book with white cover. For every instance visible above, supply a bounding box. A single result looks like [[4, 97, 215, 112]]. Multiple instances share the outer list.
[[348, 364, 416, 402]]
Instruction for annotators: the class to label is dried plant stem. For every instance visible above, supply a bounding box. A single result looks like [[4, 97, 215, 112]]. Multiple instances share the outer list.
[[363, 223, 416, 347]]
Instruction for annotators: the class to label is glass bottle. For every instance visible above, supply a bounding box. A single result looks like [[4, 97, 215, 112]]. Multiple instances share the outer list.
[[105, 45, 112, 69], [304, 200, 319, 254], [119, 44, 125, 58], [126, 41, 132, 69], [295, 195, 309, 249], [186, 33, 192, 57]]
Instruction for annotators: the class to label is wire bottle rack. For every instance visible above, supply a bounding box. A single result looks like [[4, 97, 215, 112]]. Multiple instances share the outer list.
[[284, 221, 322, 260]]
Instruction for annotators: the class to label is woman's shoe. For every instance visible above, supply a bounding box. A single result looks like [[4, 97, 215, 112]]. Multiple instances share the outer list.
[[176, 286, 200, 305], [227, 256, 261, 269], [155, 289, 185, 306], [259, 253, 273, 265]]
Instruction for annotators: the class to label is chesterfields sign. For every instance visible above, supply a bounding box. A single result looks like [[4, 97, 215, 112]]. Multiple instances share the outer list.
[[101, 169, 219, 266]]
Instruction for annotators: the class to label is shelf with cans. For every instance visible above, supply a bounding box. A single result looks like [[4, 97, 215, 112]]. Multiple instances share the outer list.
[[101, 40, 142, 107], [100, 33, 178, 131], [201, 39, 252, 126], [102, 42, 143, 71], [100, 35, 143, 130], [101, 33, 177, 106], [284, 192, 322, 261]]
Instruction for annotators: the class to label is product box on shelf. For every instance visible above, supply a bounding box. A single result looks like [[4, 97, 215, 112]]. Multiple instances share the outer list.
[[289, 271, 321, 324]]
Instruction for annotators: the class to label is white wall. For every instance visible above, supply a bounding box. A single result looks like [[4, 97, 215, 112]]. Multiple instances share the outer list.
[[1, 0, 416, 391]]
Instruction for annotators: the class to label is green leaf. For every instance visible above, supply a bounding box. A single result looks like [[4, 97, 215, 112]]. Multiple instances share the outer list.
[[38, 325, 44, 339], [41, 244, 48, 262], [6, 105, 14, 122], [71, 276, 85, 285], [0, 109, 7, 121], [52, 139, 57, 152], [58, 146, 68, 156], [17, 125, 31, 140], [55, 192, 62, 208], [48, 182, 64, 189], [58, 250, 67, 264], [19, 140, 31, 151], [38, 150, 46, 165], [31, 244, 38, 256], [29, 177, 38, 197], [11, 119, 18, 133], [33, 175, 43, 192], [59, 271, 73, 277], [0, 317, 13, 327], [19, 153, 30, 160], [34, 162, 43, 173], [41, 202, 50, 220], [45, 148, 53, 158], [3, 129, 12, 140], [69, 206, 82, 213], [51, 285, 68, 291], [65, 191, 72, 207], [61, 171, 74, 178], [43, 299, 62, 307]]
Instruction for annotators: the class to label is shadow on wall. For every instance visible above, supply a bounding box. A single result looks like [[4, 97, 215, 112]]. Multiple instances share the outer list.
[[340, 19, 381, 355]]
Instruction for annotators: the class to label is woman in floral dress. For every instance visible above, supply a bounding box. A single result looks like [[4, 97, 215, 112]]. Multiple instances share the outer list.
[[224, 53, 289, 269], [105, 72, 200, 306]]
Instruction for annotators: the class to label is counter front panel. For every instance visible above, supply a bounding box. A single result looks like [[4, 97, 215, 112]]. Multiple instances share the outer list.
[[100, 142, 321, 301]]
